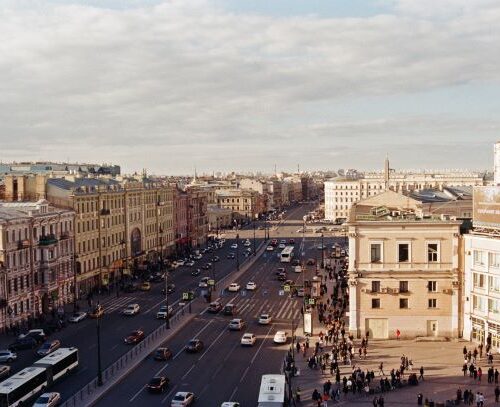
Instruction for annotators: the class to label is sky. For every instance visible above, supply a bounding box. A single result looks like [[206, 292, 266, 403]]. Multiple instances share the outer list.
[[1, 0, 499, 175]]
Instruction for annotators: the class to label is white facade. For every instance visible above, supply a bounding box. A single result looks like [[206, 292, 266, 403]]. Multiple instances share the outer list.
[[463, 233, 500, 349]]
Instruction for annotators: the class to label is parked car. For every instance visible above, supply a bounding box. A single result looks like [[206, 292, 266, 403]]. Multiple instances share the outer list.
[[153, 347, 173, 361], [230, 244, 238, 249], [176, 260, 185, 266], [0, 365, 11, 380], [68, 312, 87, 323], [33, 392, 61, 407], [37, 340, 61, 357], [147, 376, 170, 393], [8, 337, 37, 351], [186, 260, 195, 267], [123, 303, 140, 316], [0, 350, 17, 363], [124, 330, 145, 344]]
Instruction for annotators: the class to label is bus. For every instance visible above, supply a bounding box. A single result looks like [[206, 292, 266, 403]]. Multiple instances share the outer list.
[[257, 374, 286, 406], [280, 246, 294, 263], [0, 348, 78, 407]]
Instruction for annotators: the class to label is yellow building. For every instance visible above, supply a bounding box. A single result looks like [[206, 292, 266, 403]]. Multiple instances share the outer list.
[[347, 191, 462, 339]]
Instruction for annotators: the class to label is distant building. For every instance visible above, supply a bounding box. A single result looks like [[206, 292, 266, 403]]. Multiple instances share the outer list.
[[0, 162, 120, 177], [495, 141, 500, 186]]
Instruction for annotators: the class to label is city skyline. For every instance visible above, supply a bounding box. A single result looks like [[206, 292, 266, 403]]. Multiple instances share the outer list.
[[1, 0, 499, 173]]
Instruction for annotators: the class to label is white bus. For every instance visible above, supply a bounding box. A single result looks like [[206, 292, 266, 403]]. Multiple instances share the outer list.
[[0, 348, 78, 407], [280, 246, 294, 263], [257, 374, 286, 407]]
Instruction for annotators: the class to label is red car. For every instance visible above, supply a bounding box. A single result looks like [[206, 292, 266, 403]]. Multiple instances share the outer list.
[[124, 330, 145, 344], [271, 239, 278, 246], [288, 239, 295, 244]]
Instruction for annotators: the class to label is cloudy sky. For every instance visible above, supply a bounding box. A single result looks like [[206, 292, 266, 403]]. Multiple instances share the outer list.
[[1, 0, 499, 174]]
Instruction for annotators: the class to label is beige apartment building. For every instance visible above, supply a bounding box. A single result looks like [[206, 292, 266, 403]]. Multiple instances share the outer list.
[[216, 188, 262, 220], [347, 191, 462, 339]]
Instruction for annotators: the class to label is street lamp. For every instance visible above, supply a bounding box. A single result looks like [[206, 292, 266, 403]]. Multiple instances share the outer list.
[[73, 254, 79, 313], [321, 233, 325, 269], [253, 220, 256, 256], [236, 233, 240, 271], [96, 307, 103, 386]]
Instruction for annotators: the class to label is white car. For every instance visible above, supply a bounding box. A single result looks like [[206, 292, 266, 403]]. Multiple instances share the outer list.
[[273, 331, 288, 344], [68, 312, 87, 323], [221, 403, 240, 407], [228, 283, 240, 292], [230, 243, 238, 249], [193, 254, 202, 260], [258, 314, 272, 325], [278, 243, 285, 249], [199, 277, 210, 288], [294, 265, 302, 273], [243, 240, 251, 247], [245, 282, 257, 291], [123, 303, 140, 315], [240, 333, 256, 346], [33, 392, 61, 407], [171, 391, 195, 406], [176, 260, 185, 266], [156, 305, 173, 319], [186, 260, 195, 267], [266, 246, 274, 251]]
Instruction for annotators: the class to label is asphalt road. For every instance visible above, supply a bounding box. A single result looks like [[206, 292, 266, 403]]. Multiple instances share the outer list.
[[94, 203, 347, 406]]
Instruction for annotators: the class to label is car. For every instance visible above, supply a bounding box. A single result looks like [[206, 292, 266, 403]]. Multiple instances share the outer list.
[[291, 259, 300, 266], [240, 333, 256, 346], [294, 265, 302, 273], [243, 240, 251, 247], [275, 267, 286, 274], [89, 305, 104, 318], [150, 273, 165, 283], [37, 340, 61, 357], [221, 403, 240, 407], [273, 331, 288, 344], [124, 330, 145, 344], [223, 303, 237, 316], [160, 283, 175, 295], [280, 239, 286, 244], [278, 243, 286, 249], [266, 245, 274, 251], [193, 254, 202, 260], [0, 350, 17, 363], [171, 391, 195, 407], [297, 288, 305, 297], [153, 347, 173, 361], [306, 258, 316, 265], [156, 305, 173, 319], [202, 262, 212, 270], [18, 329, 46, 344], [8, 336, 37, 351], [147, 376, 170, 393], [0, 365, 10, 380], [123, 283, 138, 293], [289, 239, 295, 244], [271, 239, 278, 246], [258, 314, 272, 325], [186, 260, 195, 267], [33, 392, 61, 407], [246, 281, 257, 291], [123, 303, 140, 315], [317, 244, 326, 250], [230, 243, 238, 249], [185, 339, 203, 353], [140, 282, 151, 291], [198, 277, 210, 288], [228, 319, 245, 331], [212, 256, 220, 262], [277, 272, 287, 281], [207, 301, 222, 313], [191, 268, 201, 276], [227, 253, 235, 259], [176, 260, 185, 266], [228, 283, 240, 292]]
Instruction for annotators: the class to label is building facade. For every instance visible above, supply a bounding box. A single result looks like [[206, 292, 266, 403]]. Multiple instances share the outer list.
[[0, 200, 74, 331], [347, 191, 461, 339]]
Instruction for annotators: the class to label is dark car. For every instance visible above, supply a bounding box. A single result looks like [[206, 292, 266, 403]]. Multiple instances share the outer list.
[[207, 301, 222, 313], [153, 347, 173, 361], [147, 376, 169, 393], [124, 283, 138, 293], [277, 272, 287, 281], [202, 263, 212, 270], [150, 274, 164, 283], [191, 269, 201, 276], [24, 330, 46, 344], [211, 256, 220, 262], [289, 239, 295, 244], [36, 340, 61, 357], [185, 339, 203, 353], [8, 337, 37, 351], [306, 258, 316, 265], [291, 259, 301, 266], [223, 303, 237, 316], [124, 330, 145, 345], [161, 284, 175, 295], [227, 253, 235, 259]]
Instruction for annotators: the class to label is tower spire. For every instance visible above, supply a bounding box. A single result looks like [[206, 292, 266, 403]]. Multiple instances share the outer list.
[[384, 154, 390, 189]]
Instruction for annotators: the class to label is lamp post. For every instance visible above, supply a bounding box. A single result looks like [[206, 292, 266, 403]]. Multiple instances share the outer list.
[[236, 233, 240, 271], [73, 254, 79, 313], [96, 308, 103, 386], [321, 233, 325, 269], [253, 220, 256, 256]]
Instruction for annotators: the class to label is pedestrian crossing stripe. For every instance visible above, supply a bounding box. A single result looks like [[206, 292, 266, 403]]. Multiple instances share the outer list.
[[227, 297, 302, 320]]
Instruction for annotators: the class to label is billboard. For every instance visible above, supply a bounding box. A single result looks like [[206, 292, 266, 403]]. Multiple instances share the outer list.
[[473, 186, 500, 229]]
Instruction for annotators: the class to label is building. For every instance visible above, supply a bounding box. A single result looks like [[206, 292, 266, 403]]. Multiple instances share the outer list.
[[173, 187, 188, 256], [207, 204, 233, 234], [0, 200, 74, 331], [215, 188, 261, 220], [325, 157, 486, 222], [495, 141, 500, 186], [46, 177, 174, 294], [463, 185, 500, 349], [347, 191, 462, 339], [0, 162, 120, 177], [186, 187, 209, 249]]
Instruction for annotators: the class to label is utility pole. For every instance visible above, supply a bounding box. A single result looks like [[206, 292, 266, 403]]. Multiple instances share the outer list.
[[253, 220, 256, 256], [236, 233, 240, 271], [96, 309, 103, 386]]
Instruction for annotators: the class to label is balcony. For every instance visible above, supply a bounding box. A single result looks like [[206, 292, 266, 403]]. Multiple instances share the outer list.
[[39, 234, 58, 246], [60, 232, 70, 240], [17, 240, 30, 250]]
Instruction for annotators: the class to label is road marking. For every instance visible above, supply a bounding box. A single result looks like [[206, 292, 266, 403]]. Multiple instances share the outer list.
[[110, 344, 119, 351], [154, 363, 170, 377], [198, 327, 227, 361], [228, 386, 238, 402], [161, 385, 177, 404], [129, 385, 146, 402], [251, 324, 274, 365], [181, 364, 196, 380]]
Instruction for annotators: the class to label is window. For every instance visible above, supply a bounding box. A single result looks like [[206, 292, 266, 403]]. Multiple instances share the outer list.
[[474, 250, 485, 266], [427, 243, 439, 262], [399, 298, 408, 309], [371, 298, 380, 309], [428, 281, 437, 292], [473, 273, 485, 289], [398, 243, 409, 262], [489, 298, 500, 314], [489, 252, 500, 268], [473, 295, 486, 312], [371, 281, 381, 293], [489, 276, 500, 293], [399, 281, 409, 293], [370, 243, 382, 263], [428, 299, 437, 308]]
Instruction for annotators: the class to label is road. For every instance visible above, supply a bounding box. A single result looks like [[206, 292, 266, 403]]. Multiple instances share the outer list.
[[95, 203, 346, 406]]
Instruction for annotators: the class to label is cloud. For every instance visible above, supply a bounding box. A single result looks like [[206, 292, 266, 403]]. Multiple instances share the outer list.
[[0, 0, 499, 173]]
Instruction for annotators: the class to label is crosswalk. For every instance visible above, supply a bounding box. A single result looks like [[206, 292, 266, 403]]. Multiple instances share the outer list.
[[93, 296, 138, 313], [230, 297, 302, 321]]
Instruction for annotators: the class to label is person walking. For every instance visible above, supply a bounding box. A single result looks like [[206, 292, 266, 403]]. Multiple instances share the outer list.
[[495, 386, 500, 403], [419, 366, 425, 381], [396, 329, 401, 340]]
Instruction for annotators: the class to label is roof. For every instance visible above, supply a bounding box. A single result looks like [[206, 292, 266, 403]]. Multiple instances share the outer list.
[[47, 177, 121, 192]]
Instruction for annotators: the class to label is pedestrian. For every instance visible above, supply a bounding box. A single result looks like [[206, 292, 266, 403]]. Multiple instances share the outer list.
[[372, 396, 378, 407], [419, 366, 425, 381], [379, 362, 385, 376], [495, 386, 500, 403], [396, 329, 401, 340]]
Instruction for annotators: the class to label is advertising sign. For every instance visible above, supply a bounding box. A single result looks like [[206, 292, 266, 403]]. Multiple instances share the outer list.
[[304, 312, 312, 335], [473, 187, 500, 229]]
